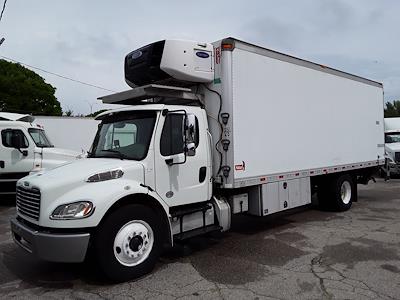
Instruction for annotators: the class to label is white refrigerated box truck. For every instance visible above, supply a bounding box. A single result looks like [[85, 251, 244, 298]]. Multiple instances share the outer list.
[[11, 38, 384, 281]]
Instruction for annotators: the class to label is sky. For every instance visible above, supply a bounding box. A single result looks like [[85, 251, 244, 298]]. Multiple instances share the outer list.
[[0, 0, 399, 115]]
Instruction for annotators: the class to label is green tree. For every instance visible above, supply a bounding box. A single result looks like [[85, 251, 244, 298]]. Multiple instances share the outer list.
[[64, 109, 74, 116], [0, 59, 62, 115], [384, 100, 400, 118]]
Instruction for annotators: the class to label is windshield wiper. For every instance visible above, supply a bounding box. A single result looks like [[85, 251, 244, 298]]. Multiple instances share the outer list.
[[100, 149, 128, 160]]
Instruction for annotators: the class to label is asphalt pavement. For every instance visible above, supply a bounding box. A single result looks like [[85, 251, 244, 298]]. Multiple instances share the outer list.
[[0, 178, 399, 299]]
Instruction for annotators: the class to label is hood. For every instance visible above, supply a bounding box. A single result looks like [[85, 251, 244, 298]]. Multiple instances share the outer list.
[[18, 158, 146, 226], [40, 147, 82, 158], [21, 158, 145, 193], [385, 143, 400, 153], [37, 147, 83, 171]]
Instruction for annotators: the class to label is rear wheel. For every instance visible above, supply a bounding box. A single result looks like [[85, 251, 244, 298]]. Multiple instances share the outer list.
[[318, 174, 355, 211], [94, 204, 163, 282]]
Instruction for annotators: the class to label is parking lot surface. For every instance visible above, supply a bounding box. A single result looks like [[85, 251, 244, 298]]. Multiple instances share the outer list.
[[0, 179, 400, 299]]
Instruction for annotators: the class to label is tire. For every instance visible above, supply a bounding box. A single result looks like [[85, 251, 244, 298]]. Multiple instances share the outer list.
[[379, 168, 385, 178], [318, 174, 355, 212], [380, 160, 390, 179], [93, 204, 164, 282]]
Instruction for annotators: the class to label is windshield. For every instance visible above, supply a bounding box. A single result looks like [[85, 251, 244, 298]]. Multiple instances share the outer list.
[[385, 133, 400, 144], [28, 128, 54, 147], [90, 111, 157, 160]]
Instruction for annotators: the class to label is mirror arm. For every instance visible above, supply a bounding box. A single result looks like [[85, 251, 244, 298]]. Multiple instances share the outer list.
[[16, 148, 28, 156]]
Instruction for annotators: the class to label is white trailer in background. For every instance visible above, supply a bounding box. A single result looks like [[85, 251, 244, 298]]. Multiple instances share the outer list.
[[34, 116, 100, 153], [0, 112, 82, 195], [383, 117, 400, 176], [11, 38, 384, 281]]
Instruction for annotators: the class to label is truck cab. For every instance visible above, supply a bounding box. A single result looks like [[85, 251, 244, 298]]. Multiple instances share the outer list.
[[383, 130, 400, 176], [90, 104, 212, 208], [382, 118, 400, 177], [10, 102, 216, 281], [0, 112, 82, 195]]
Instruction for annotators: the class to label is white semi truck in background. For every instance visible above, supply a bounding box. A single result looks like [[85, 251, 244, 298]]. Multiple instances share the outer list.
[[383, 117, 400, 176], [0, 112, 82, 195], [11, 38, 384, 282]]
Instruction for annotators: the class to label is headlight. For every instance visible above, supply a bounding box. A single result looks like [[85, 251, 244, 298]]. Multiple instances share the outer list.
[[50, 201, 94, 220], [86, 169, 124, 183]]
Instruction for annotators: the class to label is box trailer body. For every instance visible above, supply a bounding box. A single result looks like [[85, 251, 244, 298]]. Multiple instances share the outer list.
[[205, 39, 384, 190], [0, 113, 82, 195], [10, 38, 384, 281], [34, 116, 100, 152]]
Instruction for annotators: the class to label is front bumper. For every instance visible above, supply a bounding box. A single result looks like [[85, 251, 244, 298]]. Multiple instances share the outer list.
[[10, 217, 90, 263]]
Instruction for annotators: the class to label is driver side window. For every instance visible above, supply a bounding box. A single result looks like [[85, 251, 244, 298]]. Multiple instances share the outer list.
[[160, 114, 184, 156], [1, 129, 29, 148]]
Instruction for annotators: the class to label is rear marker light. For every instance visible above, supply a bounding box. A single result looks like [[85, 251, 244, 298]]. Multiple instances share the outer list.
[[221, 43, 234, 50]]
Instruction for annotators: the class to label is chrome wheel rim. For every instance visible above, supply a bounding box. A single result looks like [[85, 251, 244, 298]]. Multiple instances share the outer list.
[[113, 220, 154, 267], [340, 181, 352, 205]]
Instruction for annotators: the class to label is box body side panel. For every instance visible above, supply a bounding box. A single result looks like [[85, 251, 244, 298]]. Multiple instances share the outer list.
[[231, 48, 384, 182]]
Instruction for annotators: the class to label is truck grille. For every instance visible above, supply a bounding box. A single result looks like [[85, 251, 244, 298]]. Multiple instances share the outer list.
[[16, 186, 41, 221], [395, 152, 400, 163]]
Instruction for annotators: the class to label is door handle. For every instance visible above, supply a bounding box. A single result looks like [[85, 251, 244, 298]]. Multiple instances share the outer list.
[[199, 166, 207, 183]]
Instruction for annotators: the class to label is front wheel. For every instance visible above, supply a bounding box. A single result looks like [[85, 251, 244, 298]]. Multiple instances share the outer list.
[[93, 204, 163, 282]]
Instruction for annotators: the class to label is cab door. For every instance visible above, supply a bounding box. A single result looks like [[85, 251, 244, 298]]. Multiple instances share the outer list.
[[0, 128, 35, 174], [154, 109, 210, 207]]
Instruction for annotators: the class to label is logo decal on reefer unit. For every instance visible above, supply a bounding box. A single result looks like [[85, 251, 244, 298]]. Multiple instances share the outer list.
[[196, 51, 210, 58]]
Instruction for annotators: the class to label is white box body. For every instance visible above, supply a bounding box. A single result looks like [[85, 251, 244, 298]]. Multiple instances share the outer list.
[[384, 117, 400, 133], [204, 39, 385, 188]]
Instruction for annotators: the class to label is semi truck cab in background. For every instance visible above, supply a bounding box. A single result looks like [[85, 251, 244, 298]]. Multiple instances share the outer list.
[[10, 38, 384, 282], [383, 117, 400, 176], [0, 112, 82, 195]]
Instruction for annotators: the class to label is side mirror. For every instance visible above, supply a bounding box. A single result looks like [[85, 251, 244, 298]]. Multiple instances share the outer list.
[[185, 114, 197, 157], [165, 153, 186, 166], [10, 132, 28, 156], [186, 142, 196, 157]]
